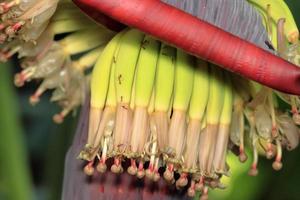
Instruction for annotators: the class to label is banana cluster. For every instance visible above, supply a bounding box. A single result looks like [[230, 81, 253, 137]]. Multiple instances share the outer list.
[[0, 0, 115, 123], [77, 27, 300, 199]]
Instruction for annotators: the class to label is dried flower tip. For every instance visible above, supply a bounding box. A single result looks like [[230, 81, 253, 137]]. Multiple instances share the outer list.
[[136, 170, 145, 179], [272, 161, 283, 171], [111, 158, 123, 174], [145, 168, 154, 179], [248, 164, 258, 176], [272, 139, 283, 171], [14, 72, 26, 87], [200, 186, 209, 200], [136, 161, 145, 179], [266, 142, 274, 159], [176, 173, 188, 189], [96, 162, 107, 173], [147, 157, 160, 181], [152, 172, 160, 182], [53, 113, 64, 124], [111, 164, 122, 174], [127, 159, 137, 175], [195, 176, 205, 191], [239, 147, 248, 163], [187, 181, 196, 197], [83, 162, 94, 176], [98, 159, 108, 173], [163, 164, 174, 182], [29, 94, 39, 105], [249, 141, 259, 176]]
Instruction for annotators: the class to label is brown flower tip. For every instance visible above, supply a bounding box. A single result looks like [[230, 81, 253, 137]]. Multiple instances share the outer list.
[[137, 169, 145, 179], [248, 165, 258, 177], [53, 113, 64, 124], [152, 172, 160, 182], [272, 161, 283, 171], [175, 173, 188, 189], [187, 188, 195, 197], [195, 177, 205, 191], [187, 181, 196, 197], [14, 73, 25, 87], [200, 194, 209, 200], [266, 149, 274, 159], [136, 161, 145, 179], [145, 168, 153, 179], [29, 94, 40, 106], [163, 167, 174, 182], [239, 151, 248, 163], [266, 143, 274, 159], [200, 187, 209, 200], [111, 164, 123, 174], [127, 165, 138, 176], [96, 162, 107, 173], [83, 162, 94, 176]]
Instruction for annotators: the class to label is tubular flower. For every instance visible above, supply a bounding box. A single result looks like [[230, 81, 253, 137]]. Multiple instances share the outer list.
[[1, 0, 114, 123], [1, 0, 300, 200]]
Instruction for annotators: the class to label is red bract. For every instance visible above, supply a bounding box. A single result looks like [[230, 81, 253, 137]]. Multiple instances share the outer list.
[[73, 0, 300, 95], [73, 1, 125, 32]]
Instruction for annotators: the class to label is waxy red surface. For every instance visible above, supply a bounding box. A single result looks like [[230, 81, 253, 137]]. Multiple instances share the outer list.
[[73, 0, 300, 95]]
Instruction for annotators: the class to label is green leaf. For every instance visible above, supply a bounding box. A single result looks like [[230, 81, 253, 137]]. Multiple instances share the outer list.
[[0, 62, 33, 200]]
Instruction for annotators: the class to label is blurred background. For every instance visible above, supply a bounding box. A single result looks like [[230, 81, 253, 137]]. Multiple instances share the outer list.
[[0, 1, 299, 200]]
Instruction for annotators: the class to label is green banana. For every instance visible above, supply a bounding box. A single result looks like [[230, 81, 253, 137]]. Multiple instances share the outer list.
[[177, 59, 209, 188], [60, 28, 114, 55], [128, 36, 160, 177], [111, 29, 144, 173], [199, 65, 225, 176], [79, 31, 124, 161], [164, 49, 195, 182], [213, 72, 233, 174]]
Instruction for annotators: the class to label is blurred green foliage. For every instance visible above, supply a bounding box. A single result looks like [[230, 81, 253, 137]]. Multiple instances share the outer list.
[[0, 63, 33, 200], [286, 0, 300, 25]]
